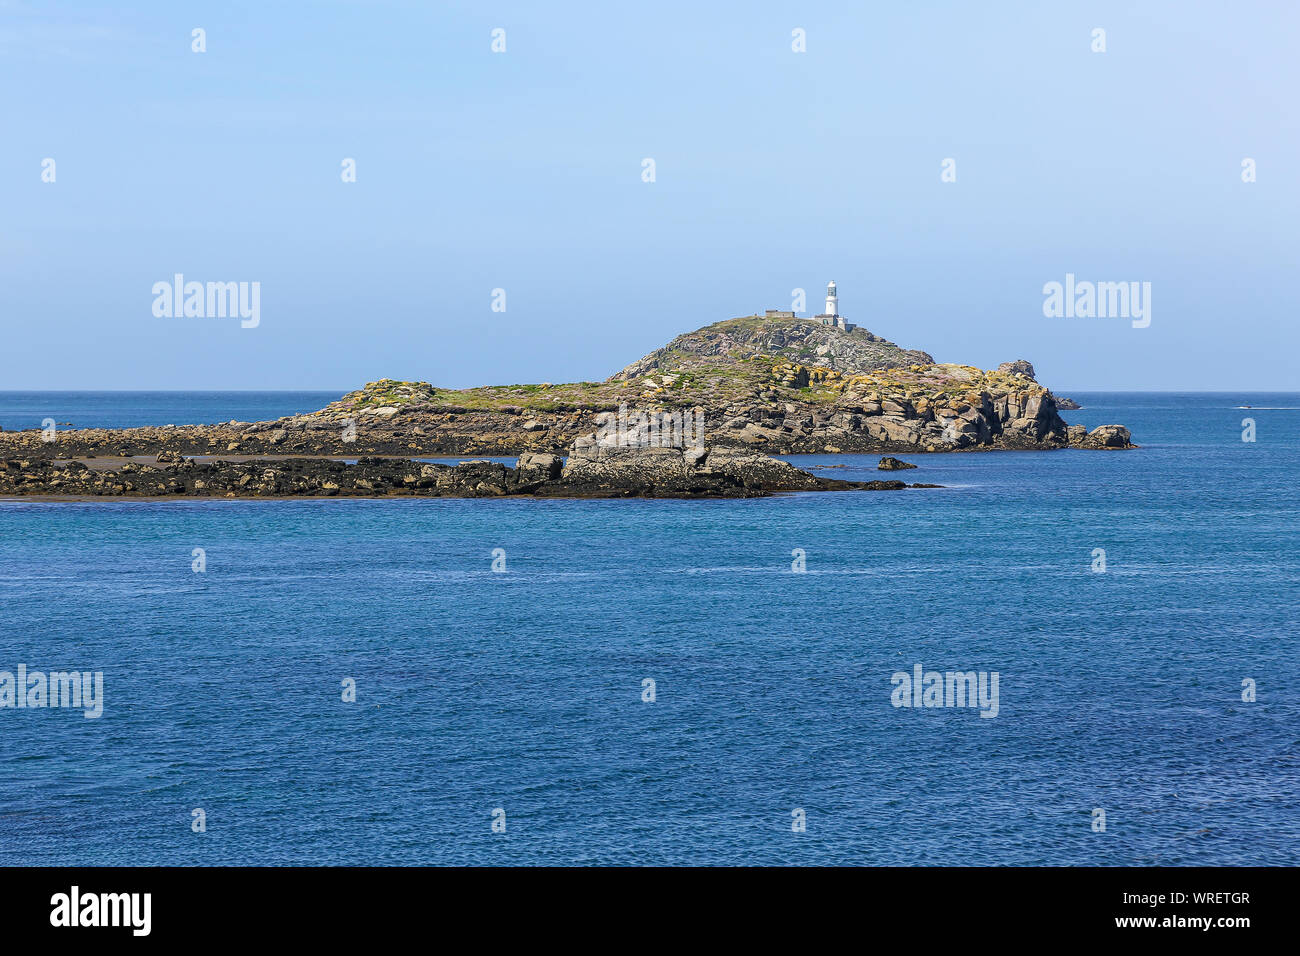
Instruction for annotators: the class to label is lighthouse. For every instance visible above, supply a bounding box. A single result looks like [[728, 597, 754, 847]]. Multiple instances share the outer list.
[[812, 281, 854, 331]]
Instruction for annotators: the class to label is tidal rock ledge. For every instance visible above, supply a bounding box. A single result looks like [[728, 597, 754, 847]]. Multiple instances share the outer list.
[[0, 445, 937, 500]]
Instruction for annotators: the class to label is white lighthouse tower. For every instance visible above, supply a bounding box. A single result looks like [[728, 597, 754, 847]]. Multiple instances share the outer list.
[[812, 280, 853, 331]]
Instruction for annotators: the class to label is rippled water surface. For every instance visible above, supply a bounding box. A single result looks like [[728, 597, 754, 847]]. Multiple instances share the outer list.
[[1, 393, 1297, 864]]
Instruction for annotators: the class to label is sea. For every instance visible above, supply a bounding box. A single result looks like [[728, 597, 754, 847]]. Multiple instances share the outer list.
[[0, 392, 1296, 865]]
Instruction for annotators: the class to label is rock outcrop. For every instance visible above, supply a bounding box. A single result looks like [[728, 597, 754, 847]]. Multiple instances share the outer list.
[[996, 360, 1037, 380], [707, 362, 1077, 453], [995, 359, 1082, 408]]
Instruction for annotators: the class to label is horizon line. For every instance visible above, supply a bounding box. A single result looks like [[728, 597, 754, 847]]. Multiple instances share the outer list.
[[3, 387, 1300, 395]]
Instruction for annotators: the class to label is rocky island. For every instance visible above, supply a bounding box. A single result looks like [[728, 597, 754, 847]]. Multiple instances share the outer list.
[[0, 312, 1132, 499]]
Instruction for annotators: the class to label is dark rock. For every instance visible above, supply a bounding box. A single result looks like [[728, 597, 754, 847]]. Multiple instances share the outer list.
[[878, 457, 917, 471], [0, 441, 942, 500]]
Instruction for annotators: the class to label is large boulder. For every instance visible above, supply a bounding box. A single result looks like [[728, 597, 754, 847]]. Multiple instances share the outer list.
[[866, 418, 924, 444], [1074, 425, 1134, 449], [515, 452, 562, 482], [997, 360, 1036, 381]]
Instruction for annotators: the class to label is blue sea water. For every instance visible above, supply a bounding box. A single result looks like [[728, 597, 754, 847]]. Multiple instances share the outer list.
[[0, 391, 340, 431], [0, 393, 1297, 866]]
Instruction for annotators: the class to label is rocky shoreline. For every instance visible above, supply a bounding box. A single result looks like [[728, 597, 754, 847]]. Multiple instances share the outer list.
[[0, 409, 1133, 462], [0, 444, 939, 501]]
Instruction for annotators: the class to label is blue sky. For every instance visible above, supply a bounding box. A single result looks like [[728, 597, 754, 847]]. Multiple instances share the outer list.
[[2, 0, 1297, 390]]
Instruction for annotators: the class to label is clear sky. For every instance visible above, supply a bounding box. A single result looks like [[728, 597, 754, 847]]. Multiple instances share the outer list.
[[2, 1, 1297, 391]]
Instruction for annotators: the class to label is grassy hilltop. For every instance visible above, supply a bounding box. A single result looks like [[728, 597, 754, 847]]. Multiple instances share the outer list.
[[323, 314, 942, 417]]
